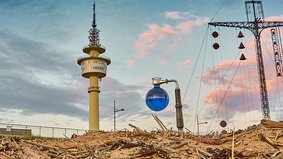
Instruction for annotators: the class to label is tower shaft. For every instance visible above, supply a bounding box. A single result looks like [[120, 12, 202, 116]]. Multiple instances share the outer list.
[[208, 0, 283, 119], [89, 76, 99, 130]]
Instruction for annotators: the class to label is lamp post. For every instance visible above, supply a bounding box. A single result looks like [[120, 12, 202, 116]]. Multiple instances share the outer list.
[[196, 115, 208, 135], [147, 77, 184, 132], [113, 100, 124, 131]]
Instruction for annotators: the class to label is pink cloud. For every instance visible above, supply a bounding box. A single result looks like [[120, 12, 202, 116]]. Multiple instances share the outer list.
[[126, 59, 136, 68], [176, 17, 209, 34], [265, 15, 283, 21], [163, 11, 183, 19], [163, 11, 199, 20], [179, 59, 192, 70], [135, 23, 177, 59], [135, 17, 209, 59], [201, 59, 240, 86], [156, 57, 167, 65]]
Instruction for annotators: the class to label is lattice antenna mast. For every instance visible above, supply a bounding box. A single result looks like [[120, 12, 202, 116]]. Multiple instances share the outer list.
[[88, 1, 101, 47], [209, 0, 283, 119]]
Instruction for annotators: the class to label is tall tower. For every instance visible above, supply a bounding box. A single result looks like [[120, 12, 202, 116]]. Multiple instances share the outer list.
[[77, 1, 111, 131], [209, 0, 283, 119]]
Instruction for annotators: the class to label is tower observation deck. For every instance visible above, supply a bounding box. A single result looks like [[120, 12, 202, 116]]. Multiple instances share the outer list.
[[77, 1, 111, 131]]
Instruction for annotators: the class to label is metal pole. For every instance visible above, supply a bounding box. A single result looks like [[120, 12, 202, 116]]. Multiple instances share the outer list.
[[65, 128, 67, 137], [197, 115, 199, 135], [175, 87, 184, 132], [114, 100, 116, 131], [39, 127, 41, 137]]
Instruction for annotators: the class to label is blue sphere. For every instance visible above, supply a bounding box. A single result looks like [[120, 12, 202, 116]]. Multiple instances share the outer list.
[[145, 85, 169, 111]]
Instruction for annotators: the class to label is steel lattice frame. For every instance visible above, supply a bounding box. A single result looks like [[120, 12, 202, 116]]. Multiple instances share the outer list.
[[208, 1, 283, 119]]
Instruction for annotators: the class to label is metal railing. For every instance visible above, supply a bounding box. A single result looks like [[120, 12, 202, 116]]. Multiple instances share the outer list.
[[0, 123, 87, 138]]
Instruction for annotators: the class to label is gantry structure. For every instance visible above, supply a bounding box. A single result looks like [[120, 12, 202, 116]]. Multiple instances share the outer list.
[[209, 0, 283, 119]]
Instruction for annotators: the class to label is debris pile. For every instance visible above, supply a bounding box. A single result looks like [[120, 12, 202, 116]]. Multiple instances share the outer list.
[[1, 119, 283, 158]]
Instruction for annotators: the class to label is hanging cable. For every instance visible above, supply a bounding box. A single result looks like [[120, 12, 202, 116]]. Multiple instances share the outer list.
[[216, 27, 223, 119], [194, 25, 209, 133], [239, 62, 248, 127], [182, 25, 209, 104], [238, 29, 249, 126], [210, 0, 230, 22], [246, 60, 255, 121], [243, 33, 256, 121], [191, 33, 252, 129], [206, 61, 242, 131], [187, 52, 240, 129], [182, 0, 230, 102]]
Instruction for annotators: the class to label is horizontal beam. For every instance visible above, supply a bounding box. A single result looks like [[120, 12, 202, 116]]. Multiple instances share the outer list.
[[208, 21, 283, 30]]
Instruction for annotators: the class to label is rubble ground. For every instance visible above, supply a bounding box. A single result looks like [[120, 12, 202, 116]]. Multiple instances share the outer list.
[[1, 119, 283, 159]]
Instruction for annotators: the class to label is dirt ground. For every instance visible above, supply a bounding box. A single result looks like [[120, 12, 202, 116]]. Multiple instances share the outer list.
[[0, 119, 283, 159]]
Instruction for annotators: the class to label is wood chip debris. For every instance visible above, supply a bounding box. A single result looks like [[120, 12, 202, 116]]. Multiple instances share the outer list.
[[0, 119, 283, 158]]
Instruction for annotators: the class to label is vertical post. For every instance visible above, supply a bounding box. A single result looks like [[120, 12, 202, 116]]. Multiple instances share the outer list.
[[175, 87, 184, 132], [39, 127, 41, 137], [248, 0, 269, 119], [254, 33, 270, 119], [197, 115, 199, 135], [52, 128, 54, 138], [114, 100, 116, 131]]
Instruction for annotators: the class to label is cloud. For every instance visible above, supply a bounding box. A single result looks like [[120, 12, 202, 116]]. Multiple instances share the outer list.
[[0, 28, 89, 119], [176, 18, 209, 33], [265, 14, 283, 21], [100, 77, 149, 119], [201, 59, 239, 86], [156, 57, 167, 65], [179, 59, 192, 70], [135, 17, 209, 59], [126, 59, 136, 68], [163, 11, 200, 20], [163, 11, 183, 19], [135, 23, 178, 59]]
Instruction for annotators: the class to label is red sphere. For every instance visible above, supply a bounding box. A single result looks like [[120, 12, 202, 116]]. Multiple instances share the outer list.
[[212, 31, 219, 38], [213, 43, 220, 49], [220, 120, 227, 127]]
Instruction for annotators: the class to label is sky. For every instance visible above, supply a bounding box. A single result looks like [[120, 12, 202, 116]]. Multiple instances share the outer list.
[[1, 0, 283, 134]]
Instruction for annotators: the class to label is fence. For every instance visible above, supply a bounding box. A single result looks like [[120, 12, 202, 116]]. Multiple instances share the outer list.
[[0, 122, 87, 138]]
